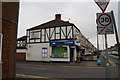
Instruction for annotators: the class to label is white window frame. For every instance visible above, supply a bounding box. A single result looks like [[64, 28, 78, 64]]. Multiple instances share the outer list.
[[42, 47, 48, 58]]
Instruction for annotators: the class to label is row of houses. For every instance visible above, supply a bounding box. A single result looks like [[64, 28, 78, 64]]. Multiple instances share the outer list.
[[16, 14, 97, 62]]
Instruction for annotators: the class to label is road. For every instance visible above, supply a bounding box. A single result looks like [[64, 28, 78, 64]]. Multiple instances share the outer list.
[[16, 61, 118, 79], [101, 51, 118, 65], [100, 51, 119, 78]]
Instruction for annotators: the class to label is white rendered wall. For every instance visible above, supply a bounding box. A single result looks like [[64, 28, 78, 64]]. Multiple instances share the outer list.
[[26, 43, 50, 61], [17, 49, 26, 53]]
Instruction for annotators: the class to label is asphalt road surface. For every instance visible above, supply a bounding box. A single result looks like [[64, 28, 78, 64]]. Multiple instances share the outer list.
[[16, 61, 118, 79], [101, 51, 118, 65]]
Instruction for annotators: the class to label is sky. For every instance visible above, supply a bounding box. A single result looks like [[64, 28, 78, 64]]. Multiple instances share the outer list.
[[18, 0, 120, 50]]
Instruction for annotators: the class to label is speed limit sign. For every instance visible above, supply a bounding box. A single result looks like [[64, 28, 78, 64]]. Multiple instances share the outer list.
[[97, 12, 113, 27], [96, 12, 114, 34]]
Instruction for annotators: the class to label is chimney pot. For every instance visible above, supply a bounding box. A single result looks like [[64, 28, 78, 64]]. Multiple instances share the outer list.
[[55, 14, 61, 20]]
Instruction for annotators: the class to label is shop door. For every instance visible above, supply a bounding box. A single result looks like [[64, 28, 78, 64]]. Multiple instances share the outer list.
[[70, 48, 74, 62]]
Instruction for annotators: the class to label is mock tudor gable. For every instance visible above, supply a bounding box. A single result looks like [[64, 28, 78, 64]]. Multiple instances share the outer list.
[[26, 14, 80, 44]]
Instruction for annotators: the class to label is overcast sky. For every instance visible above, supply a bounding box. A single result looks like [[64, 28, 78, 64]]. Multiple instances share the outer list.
[[18, 0, 120, 50]]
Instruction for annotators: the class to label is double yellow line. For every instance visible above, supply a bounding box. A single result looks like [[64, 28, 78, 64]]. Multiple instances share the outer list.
[[16, 74, 47, 78], [16, 74, 64, 80]]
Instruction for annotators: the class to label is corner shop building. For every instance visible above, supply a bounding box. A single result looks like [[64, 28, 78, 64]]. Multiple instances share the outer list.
[[26, 14, 85, 62]]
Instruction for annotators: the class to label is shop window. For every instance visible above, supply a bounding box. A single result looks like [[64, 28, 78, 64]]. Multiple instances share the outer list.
[[42, 48, 48, 58], [51, 46, 68, 58], [0, 33, 2, 62]]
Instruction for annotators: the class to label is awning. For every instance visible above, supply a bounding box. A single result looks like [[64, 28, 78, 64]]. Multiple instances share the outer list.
[[50, 40, 80, 46], [50, 40, 75, 46]]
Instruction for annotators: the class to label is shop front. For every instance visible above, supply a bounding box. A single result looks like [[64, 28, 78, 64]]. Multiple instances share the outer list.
[[50, 40, 81, 62]]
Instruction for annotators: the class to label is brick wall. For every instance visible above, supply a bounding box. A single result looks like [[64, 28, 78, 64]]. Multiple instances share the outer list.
[[2, 2, 19, 78], [16, 53, 26, 61], [2, 20, 17, 78]]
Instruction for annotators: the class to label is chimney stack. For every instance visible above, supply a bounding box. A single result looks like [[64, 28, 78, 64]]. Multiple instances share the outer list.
[[55, 14, 61, 20]]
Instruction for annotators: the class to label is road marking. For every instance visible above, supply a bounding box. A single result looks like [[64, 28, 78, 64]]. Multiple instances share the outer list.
[[108, 59, 116, 67], [101, 53, 116, 67], [16, 74, 65, 80], [16, 74, 47, 78], [62, 66, 105, 68]]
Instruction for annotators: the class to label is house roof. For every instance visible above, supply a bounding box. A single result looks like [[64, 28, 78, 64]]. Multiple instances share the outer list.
[[27, 19, 74, 31], [17, 36, 27, 41]]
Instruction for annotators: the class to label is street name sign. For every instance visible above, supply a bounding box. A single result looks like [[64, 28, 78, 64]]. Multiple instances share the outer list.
[[96, 12, 114, 34], [94, 0, 110, 12]]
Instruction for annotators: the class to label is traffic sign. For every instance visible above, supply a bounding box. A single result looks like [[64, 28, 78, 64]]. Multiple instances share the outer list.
[[97, 26, 114, 34], [96, 12, 114, 35], [97, 12, 113, 27], [94, 0, 110, 12]]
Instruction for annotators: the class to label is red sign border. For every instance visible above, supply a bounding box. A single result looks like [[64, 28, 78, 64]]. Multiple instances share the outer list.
[[98, 13, 111, 26], [94, 0, 110, 13]]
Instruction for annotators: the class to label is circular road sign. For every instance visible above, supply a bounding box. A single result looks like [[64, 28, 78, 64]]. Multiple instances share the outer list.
[[98, 13, 111, 26]]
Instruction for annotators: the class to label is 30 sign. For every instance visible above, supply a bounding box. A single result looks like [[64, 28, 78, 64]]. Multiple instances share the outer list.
[[96, 12, 114, 34], [97, 12, 113, 27]]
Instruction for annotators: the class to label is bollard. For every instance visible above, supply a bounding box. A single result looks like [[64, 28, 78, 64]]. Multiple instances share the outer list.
[[97, 58, 101, 66]]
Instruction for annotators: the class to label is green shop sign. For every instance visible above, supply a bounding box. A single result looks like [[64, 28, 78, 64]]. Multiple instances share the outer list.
[[52, 50, 67, 53]]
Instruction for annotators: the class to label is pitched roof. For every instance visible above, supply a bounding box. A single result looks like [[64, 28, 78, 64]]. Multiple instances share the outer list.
[[17, 36, 27, 41], [27, 19, 74, 31]]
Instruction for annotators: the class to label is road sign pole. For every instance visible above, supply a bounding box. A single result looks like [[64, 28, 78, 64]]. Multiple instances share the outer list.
[[102, 11, 110, 80], [104, 34, 110, 79], [97, 32, 99, 50], [111, 10, 120, 79], [102, 35, 105, 50]]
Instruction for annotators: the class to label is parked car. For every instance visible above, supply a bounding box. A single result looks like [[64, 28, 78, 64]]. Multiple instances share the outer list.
[[110, 51, 118, 56]]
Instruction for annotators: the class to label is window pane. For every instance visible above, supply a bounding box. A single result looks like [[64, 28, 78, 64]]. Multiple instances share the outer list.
[[30, 32, 39, 39], [42, 48, 48, 58]]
